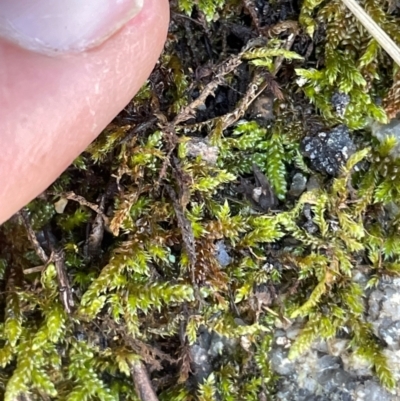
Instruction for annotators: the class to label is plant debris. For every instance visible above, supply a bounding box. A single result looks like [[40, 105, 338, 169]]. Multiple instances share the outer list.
[[2, 0, 400, 399]]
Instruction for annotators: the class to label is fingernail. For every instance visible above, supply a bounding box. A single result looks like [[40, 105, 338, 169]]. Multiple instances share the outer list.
[[0, 0, 144, 56]]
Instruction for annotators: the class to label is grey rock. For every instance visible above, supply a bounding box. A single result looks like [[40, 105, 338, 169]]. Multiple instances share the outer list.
[[331, 92, 351, 117], [307, 176, 321, 191], [190, 327, 237, 384], [274, 328, 288, 339], [269, 275, 400, 401], [352, 269, 369, 286], [368, 277, 400, 348], [302, 203, 319, 234], [208, 331, 236, 358], [368, 289, 385, 321], [289, 173, 308, 197], [379, 319, 400, 349], [215, 241, 231, 267], [354, 380, 392, 401], [275, 375, 353, 401], [317, 355, 341, 371], [312, 339, 330, 354], [316, 368, 353, 392], [286, 323, 303, 340], [341, 352, 371, 377], [326, 339, 349, 357], [275, 379, 312, 401], [270, 347, 296, 376], [301, 125, 356, 176], [186, 138, 219, 165], [190, 344, 212, 383], [303, 220, 319, 235]]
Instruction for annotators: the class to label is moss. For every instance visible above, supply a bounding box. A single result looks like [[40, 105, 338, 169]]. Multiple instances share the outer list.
[[1, 0, 400, 399]]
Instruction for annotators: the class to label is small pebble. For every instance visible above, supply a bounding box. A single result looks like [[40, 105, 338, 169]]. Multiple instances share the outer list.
[[289, 173, 307, 197], [301, 125, 356, 176]]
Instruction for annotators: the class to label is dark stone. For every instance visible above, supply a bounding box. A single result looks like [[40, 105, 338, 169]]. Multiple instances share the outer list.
[[303, 220, 319, 235], [301, 125, 356, 176]]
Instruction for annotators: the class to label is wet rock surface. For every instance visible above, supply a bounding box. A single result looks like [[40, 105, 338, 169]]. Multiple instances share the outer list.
[[269, 276, 400, 400], [301, 125, 356, 176]]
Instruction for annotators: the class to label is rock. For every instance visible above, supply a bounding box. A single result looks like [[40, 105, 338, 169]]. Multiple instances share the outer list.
[[331, 92, 351, 117], [368, 277, 400, 348], [385, 202, 400, 220], [208, 332, 227, 357], [215, 241, 231, 267], [354, 380, 392, 401], [317, 355, 342, 371], [384, 349, 400, 381], [289, 173, 307, 197], [186, 138, 219, 165], [379, 320, 400, 349], [301, 125, 356, 176], [286, 323, 303, 340], [54, 197, 68, 214], [303, 220, 319, 235], [340, 352, 372, 377], [327, 339, 349, 357], [269, 275, 400, 400], [249, 93, 275, 125], [307, 176, 321, 192], [190, 344, 212, 384], [351, 268, 369, 286], [190, 326, 237, 385], [312, 339, 330, 354], [316, 368, 353, 392], [302, 203, 319, 234], [270, 347, 296, 376]]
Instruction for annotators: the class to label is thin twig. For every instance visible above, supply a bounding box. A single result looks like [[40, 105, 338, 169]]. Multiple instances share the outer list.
[[221, 71, 266, 129], [243, 0, 262, 34], [130, 361, 160, 401], [50, 246, 75, 314], [164, 184, 197, 282], [84, 189, 109, 259], [272, 32, 297, 75], [173, 54, 243, 125], [119, 117, 158, 145], [19, 209, 48, 264], [23, 265, 47, 275], [154, 127, 179, 189], [171, 11, 204, 26], [341, 0, 400, 66], [60, 192, 109, 225], [175, 33, 298, 133]]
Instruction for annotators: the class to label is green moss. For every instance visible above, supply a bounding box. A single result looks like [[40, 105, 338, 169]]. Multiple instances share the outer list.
[[1, 0, 400, 398]]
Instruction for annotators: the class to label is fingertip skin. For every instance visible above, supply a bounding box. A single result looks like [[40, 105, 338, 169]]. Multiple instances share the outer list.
[[0, 0, 169, 223]]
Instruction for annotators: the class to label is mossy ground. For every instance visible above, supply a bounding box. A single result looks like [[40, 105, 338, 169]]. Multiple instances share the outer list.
[[1, 0, 400, 399]]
